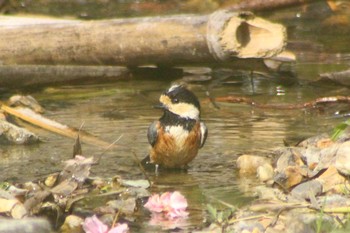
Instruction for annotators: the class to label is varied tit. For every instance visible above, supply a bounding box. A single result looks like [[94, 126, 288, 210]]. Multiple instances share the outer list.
[[147, 84, 208, 168]]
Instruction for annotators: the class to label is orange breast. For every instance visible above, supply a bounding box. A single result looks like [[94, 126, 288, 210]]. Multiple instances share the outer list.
[[150, 122, 201, 168]]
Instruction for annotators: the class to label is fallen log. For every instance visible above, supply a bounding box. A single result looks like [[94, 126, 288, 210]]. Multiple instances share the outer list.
[[0, 11, 286, 67], [0, 65, 129, 87]]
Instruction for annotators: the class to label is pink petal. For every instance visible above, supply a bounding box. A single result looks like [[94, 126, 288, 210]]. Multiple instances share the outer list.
[[144, 194, 164, 213], [160, 192, 171, 204], [168, 191, 188, 211], [167, 209, 189, 219], [107, 223, 129, 233], [145, 191, 189, 219], [82, 215, 108, 233]]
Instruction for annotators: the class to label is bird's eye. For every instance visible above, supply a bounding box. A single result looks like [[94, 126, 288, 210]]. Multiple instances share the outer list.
[[173, 98, 179, 103]]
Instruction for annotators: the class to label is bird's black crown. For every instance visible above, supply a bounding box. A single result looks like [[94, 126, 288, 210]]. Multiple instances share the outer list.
[[165, 85, 201, 111]]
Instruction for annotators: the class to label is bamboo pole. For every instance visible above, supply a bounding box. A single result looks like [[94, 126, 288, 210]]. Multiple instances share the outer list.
[[0, 11, 286, 66], [0, 104, 112, 148]]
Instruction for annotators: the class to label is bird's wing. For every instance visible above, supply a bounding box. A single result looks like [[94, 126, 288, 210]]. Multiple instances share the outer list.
[[147, 121, 159, 147], [199, 122, 208, 148]]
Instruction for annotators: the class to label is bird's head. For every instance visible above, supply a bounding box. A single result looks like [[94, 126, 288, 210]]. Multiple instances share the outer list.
[[158, 84, 200, 120]]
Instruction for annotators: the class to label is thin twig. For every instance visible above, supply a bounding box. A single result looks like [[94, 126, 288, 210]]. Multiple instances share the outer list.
[[93, 135, 123, 164], [112, 208, 122, 228], [206, 90, 220, 109], [226, 0, 320, 12], [228, 214, 268, 225], [131, 150, 152, 187], [210, 95, 350, 110], [206, 195, 236, 209]]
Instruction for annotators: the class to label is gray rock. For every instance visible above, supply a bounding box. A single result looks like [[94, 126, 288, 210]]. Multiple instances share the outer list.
[[0, 120, 39, 144], [335, 141, 350, 175], [0, 218, 51, 233], [291, 180, 323, 201]]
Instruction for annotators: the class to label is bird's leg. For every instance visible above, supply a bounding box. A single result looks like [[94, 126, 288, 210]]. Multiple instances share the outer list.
[[155, 164, 159, 175]]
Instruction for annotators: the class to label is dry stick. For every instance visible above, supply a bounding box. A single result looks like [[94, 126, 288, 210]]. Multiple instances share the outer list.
[[228, 214, 269, 225], [131, 151, 152, 187], [1, 104, 112, 148], [93, 135, 124, 164], [268, 204, 309, 228], [206, 90, 220, 109], [112, 208, 122, 228], [227, 0, 320, 12], [206, 194, 236, 209], [212, 96, 350, 110]]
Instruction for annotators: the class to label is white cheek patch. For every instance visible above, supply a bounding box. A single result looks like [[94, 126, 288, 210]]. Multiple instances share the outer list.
[[165, 125, 189, 147], [170, 103, 199, 120]]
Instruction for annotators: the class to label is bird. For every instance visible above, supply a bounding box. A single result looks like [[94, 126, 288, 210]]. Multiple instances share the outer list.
[[147, 84, 208, 169]]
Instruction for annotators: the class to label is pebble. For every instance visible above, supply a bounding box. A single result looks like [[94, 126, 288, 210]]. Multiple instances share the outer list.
[[257, 163, 274, 182], [236, 155, 270, 175]]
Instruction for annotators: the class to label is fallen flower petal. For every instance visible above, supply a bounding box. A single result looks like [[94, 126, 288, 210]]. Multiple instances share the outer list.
[[145, 191, 188, 218], [148, 212, 188, 229], [82, 215, 108, 233], [82, 215, 129, 233], [168, 191, 188, 211], [108, 223, 129, 233], [167, 208, 189, 219], [144, 193, 164, 212]]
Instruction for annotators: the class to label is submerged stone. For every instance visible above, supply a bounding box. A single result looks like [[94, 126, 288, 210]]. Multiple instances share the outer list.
[[0, 120, 39, 144], [236, 154, 270, 175], [0, 218, 51, 233]]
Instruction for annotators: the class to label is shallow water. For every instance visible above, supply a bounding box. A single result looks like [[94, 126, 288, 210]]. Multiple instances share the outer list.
[[1, 72, 348, 231]]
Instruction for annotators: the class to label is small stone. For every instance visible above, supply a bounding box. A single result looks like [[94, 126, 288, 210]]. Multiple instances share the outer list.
[[335, 141, 350, 175], [44, 173, 59, 187], [297, 133, 329, 148], [301, 147, 322, 169], [8, 95, 44, 113], [316, 165, 346, 193], [274, 165, 306, 189], [11, 203, 28, 219], [275, 148, 304, 174], [60, 215, 84, 233], [291, 180, 323, 201], [309, 145, 339, 176], [257, 163, 274, 182], [236, 155, 270, 175], [316, 138, 334, 148]]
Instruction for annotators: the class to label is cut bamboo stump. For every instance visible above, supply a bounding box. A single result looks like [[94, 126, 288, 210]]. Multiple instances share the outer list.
[[0, 11, 286, 66]]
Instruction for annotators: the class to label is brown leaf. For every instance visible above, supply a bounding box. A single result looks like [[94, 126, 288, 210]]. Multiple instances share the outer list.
[[24, 190, 51, 213], [51, 180, 79, 196], [59, 155, 94, 183], [73, 134, 82, 157]]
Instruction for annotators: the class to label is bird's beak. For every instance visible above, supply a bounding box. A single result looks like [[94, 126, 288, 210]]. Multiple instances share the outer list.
[[155, 94, 170, 110], [154, 103, 167, 109]]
